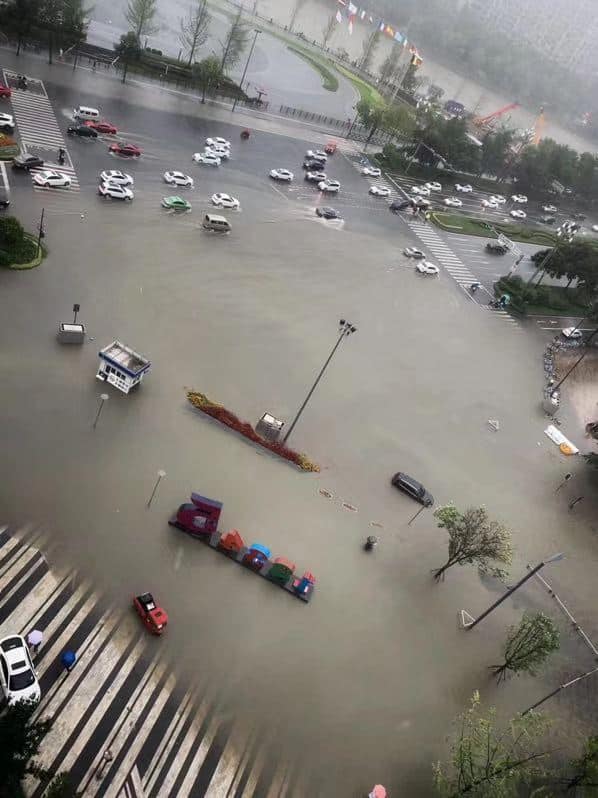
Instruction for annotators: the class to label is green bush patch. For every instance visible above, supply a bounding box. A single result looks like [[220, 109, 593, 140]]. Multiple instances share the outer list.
[[495, 275, 589, 316], [431, 212, 558, 247], [287, 45, 338, 92]]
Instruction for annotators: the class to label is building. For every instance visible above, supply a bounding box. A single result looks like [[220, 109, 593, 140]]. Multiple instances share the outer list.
[[467, 0, 598, 76], [96, 340, 151, 394]]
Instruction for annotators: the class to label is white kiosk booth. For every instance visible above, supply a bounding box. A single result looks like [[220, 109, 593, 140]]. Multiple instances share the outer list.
[[96, 340, 151, 394]]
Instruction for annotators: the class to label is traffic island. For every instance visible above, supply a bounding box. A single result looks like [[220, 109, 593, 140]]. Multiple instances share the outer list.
[[186, 390, 320, 472], [430, 212, 558, 247], [4, 233, 46, 270]]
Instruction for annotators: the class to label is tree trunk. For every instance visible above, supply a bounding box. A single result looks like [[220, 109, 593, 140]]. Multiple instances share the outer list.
[[432, 561, 453, 582], [48, 32, 53, 65], [201, 83, 206, 103], [365, 123, 379, 145], [16, 34, 22, 56], [536, 270, 546, 286], [122, 61, 128, 84]]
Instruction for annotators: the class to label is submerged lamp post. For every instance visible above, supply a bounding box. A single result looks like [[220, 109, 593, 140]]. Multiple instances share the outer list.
[[232, 29, 261, 112], [282, 318, 357, 446], [92, 393, 109, 429]]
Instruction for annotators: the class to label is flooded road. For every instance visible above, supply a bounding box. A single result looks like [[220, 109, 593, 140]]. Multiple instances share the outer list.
[[1, 59, 598, 794]]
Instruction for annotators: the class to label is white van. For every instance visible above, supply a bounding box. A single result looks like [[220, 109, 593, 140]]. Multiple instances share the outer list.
[[202, 214, 231, 233], [73, 105, 100, 121]]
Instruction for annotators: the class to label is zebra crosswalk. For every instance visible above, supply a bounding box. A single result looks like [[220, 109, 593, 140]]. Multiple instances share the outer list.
[[0, 526, 301, 798], [2, 70, 80, 192]]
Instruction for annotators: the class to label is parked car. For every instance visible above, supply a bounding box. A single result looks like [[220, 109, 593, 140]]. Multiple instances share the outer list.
[[486, 242, 507, 254], [369, 186, 391, 197], [0, 85, 12, 99], [390, 200, 411, 212], [403, 247, 425, 259], [0, 113, 14, 132], [316, 206, 341, 219], [84, 120, 118, 134], [98, 182, 133, 200], [193, 151, 221, 166], [33, 170, 71, 188], [511, 194, 528, 203], [100, 170, 133, 186], [562, 327, 583, 339], [318, 179, 340, 193], [510, 209, 527, 219], [454, 183, 473, 192], [391, 472, 434, 506], [161, 195, 191, 211], [269, 168, 294, 181], [416, 261, 440, 276], [482, 199, 500, 209], [362, 166, 381, 177], [109, 142, 141, 157], [305, 171, 327, 183], [425, 181, 442, 192], [444, 197, 463, 207], [542, 204, 558, 213]]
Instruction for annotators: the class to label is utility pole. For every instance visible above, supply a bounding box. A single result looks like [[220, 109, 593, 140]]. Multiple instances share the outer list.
[[232, 29, 260, 112], [282, 319, 357, 445], [37, 208, 45, 255], [549, 327, 598, 395]]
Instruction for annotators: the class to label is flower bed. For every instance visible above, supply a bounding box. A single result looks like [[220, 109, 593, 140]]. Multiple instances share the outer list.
[[186, 391, 320, 472]]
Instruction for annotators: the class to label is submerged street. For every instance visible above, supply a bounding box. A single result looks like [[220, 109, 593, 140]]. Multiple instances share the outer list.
[[1, 55, 597, 795]]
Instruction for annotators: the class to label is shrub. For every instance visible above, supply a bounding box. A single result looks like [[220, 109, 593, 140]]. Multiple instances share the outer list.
[[0, 215, 24, 246]]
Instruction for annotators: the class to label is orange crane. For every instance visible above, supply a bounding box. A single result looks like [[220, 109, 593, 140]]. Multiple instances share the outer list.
[[473, 102, 520, 130]]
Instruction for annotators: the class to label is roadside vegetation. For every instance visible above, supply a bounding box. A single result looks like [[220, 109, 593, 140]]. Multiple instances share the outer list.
[[286, 45, 338, 92], [334, 61, 383, 105], [0, 217, 44, 269], [430, 213, 557, 247]]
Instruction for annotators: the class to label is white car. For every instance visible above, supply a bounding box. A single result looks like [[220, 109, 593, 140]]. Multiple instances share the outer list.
[[411, 185, 430, 196], [100, 170, 133, 186], [163, 171, 194, 187], [444, 197, 463, 207], [414, 198, 431, 209], [0, 635, 41, 706], [510, 209, 527, 219], [306, 150, 327, 161], [511, 194, 528, 203], [270, 168, 294, 181], [193, 152, 221, 166], [0, 112, 15, 130], [206, 146, 230, 160], [369, 185, 391, 197], [482, 199, 500, 209], [562, 327, 583, 339], [211, 192, 240, 209], [490, 194, 506, 204], [403, 247, 425, 259], [455, 183, 473, 193], [205, 136, 230, 149], [33, 170, 71, 188], [98, 182, 133, 200], [426, 181, 442, 192], [416, 261, 439, 275], [305, 171, 327, 183], [542, 204, 558, 213], [592, 224, 598, 233], [318, 179, 340, 193], [362, 166, 381, 177]]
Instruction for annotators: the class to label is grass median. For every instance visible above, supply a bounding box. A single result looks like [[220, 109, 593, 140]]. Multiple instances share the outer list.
[[287, 45, 338, 92], [430, 212, 558, 246], [333, 62, 383, 104]]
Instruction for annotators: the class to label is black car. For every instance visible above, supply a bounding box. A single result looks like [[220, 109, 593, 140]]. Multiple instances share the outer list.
[[390, 199, 412, 212], [316, 206, 340, 219], [540, 215, 556, 225], [67, 125, 98, 138], [391, 472, 434, 506], [486, 242, 507, 255], [13, 152, 44, 170], [303, 158, 326, 170], [572, 212, 586, 221]]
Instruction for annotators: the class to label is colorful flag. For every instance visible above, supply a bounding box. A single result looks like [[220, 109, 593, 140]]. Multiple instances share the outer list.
[[394, 31, 403, 43], [385, 25, 394, 36], [336, 8, 342, 22]]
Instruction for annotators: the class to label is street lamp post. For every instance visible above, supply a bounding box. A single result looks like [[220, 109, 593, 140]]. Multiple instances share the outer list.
[[550, 326, 598, 395], [523, 666, 598, 715], [37, 208, 45, 255], [147, 469, 166, 508], [92, 393, 109, 429], [232, 29, 261, 112], [460, 552, 565, 630], [282, 319, 357, 446]]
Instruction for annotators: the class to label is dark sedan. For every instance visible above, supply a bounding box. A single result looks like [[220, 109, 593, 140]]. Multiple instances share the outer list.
[[316, 206, 341, 219], [13, 152, 44, 170], [391, 472, 434, 506], [67, 125, 98, 138], [390, 199, 412, 212]]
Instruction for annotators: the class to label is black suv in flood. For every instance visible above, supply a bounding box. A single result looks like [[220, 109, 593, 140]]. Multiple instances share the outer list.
[[391, 472, 434, 506], [67, 125, 98, 138]]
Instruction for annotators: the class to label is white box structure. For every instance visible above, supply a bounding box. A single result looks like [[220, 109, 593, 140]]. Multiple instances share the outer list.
[[96, 340, 151, 394]]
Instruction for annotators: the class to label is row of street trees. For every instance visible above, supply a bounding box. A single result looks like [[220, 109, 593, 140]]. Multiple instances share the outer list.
[[0, 0, 88, 62]]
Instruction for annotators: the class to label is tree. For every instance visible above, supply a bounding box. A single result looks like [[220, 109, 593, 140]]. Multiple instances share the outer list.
[[0, 0, 41, 55], [37, 0, 88, 64], [45, 773, 79, 797], [192, 56, 222, 103], [114, 31, 141, 84], [401, 63, 422, 95], [179, 0, 210, 67], [491, 613, 560, 683], [379, 41, 402, 83], [220, 8, 249, 72], [0, 699, 52, 797], [288, 0, 307, 32], [355, 97, 415, 145], [432, 505, 513, 582], [0, 215, 24, 246], [480, 130, 513, 177], [125, 0, 158, 42], [433, 691, 550, 797], [360, 29, 380, 72], [562, 735, 598, 792], [321, 13, 336, 50], [532, 241, 598, 296]]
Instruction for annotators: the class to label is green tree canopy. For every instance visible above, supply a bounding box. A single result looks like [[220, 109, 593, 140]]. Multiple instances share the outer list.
[[220, 8, 249, 72], [491, 612, 560, 683], [114, 31, 142, 83], [432, 505, 513, 582], [192, 56, 222, 103], [179, 0, 210, 67], [433, 691, 550, 797], [125, 0, 158, 42], [0, 699, 52, 797]]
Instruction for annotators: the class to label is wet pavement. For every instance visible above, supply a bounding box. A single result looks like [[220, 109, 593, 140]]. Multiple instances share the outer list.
[[1, 53, 598, 795]]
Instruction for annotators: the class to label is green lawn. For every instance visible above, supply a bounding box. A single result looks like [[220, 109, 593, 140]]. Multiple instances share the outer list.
[[333, 62, 384, 104], [286, 45, 339, 92], [431, 212, 558, 246]]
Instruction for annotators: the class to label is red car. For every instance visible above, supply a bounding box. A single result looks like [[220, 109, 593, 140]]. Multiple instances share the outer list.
[[109, 142, 141, 157], [0, 86, 11, 99], [133, 592, 168, 635], [85, 120, 117, 134]]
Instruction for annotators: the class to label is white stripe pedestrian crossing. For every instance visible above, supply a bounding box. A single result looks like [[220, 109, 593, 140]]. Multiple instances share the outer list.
[[0, 528, 299, 798], [2, 70, 80, 191]]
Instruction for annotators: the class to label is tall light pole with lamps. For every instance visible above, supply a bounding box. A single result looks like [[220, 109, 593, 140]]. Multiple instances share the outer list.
[[282, 319, 357, 445], [232, 29, 261, 112]]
